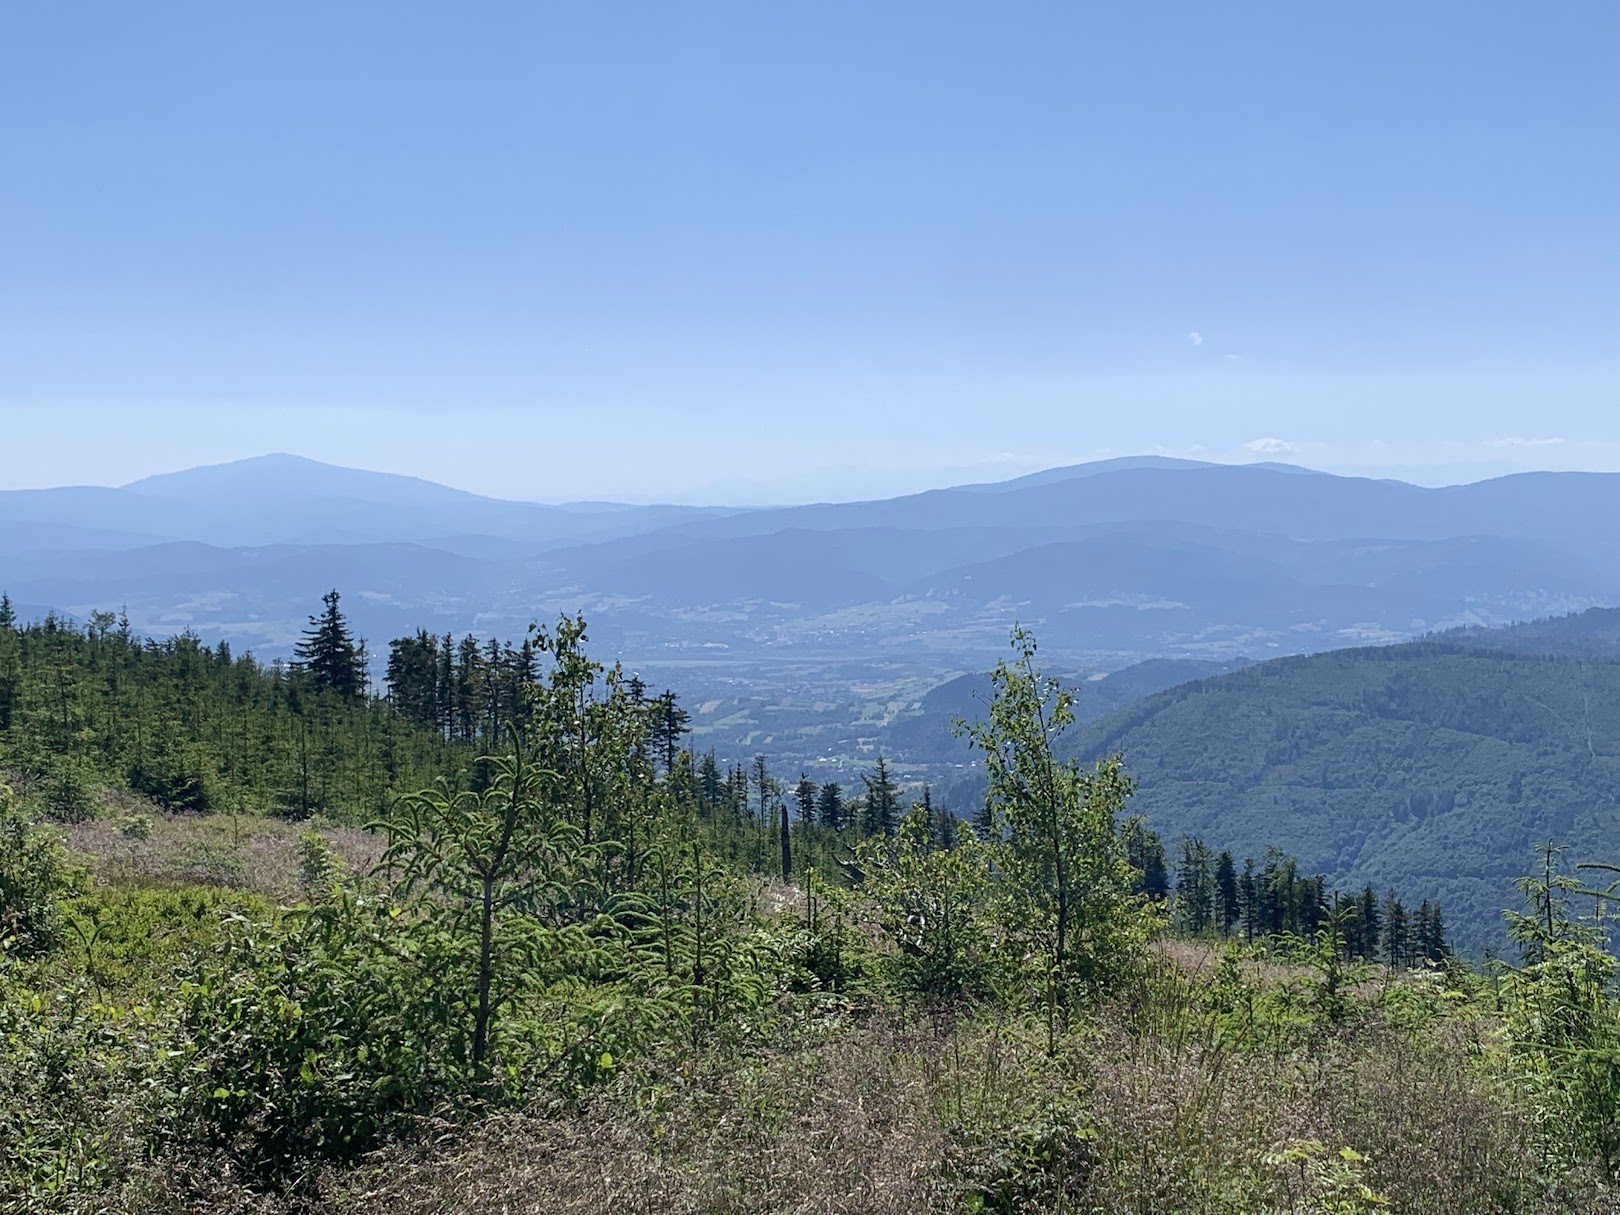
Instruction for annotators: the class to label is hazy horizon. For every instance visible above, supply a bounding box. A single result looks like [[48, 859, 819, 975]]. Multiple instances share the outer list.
[[8, 447, 1620, 509], [2, 3, 1615, 503]]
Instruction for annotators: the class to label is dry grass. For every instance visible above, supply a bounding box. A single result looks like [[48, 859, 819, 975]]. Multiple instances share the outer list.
[[72, 997, 1620, 1215], [328, 979, 1620, 1215], [67, 812, 384, 901], [339, 1024, 949, 1215]]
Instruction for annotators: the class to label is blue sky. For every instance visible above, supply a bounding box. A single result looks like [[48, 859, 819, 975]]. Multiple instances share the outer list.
[[2, 2, 1615, 503]]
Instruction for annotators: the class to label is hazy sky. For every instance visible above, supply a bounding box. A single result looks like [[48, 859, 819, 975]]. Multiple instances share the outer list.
[[2, 2, 1615, 503]]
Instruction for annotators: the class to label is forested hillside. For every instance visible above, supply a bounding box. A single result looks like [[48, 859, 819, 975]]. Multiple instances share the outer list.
[[1066, 632, 1620, 950], [0, 596, 465, 823], [1443, 605, 1620, 660]]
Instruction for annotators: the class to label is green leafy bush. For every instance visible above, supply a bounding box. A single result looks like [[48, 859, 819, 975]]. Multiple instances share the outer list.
[[174, 894, 436, 1169], [0, 782, 70, 957], [0, 969, 167, 1208], [860, 807, 1000, 1003]]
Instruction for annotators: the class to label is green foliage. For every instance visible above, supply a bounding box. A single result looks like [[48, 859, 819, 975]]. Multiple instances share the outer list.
[[155, 620, 782, 1176], [0, 968, 165, 1208], [64, 884, 257, 999], [1500, 847, 1620, 1180], [174, 894, 438, 1168], [377, 747, 607, 1079], [0, 782, 70, 957], [1277, 905, 1375, 1026], [4, 610, 1619, 1209], [960, 627, 1153, 1039], [860, 806, 998, 1003], [34, 757, 99, 824], [952, 1107, 1097, 1214], [298, 826, 345, 894], [1259, 1140, 1390, 1214], [295, 589, 365, 701]]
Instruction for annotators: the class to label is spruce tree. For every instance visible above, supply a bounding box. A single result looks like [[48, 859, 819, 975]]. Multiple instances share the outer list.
[[1174, 836, 1215, 934], [778, 791, 792, 878], [1383, 892, 1409, 968], [752, 755, 772, 827], [794, 775, 817, 825], [862, 755, 900, 838], [1124, 820, 1170, 900], [1238, 857, 1258, 942], [1357, 884, 1382, 960], [816, 780, 844, 830], [295, 590, 363, 700], [1215, 849, 1239, 936], [923, 786, 957, 850], [698, 751, 724, 815], [651, 691, 691, 774]]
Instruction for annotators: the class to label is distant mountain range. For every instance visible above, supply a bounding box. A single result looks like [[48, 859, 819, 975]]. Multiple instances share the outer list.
[[2, 453, 1618, 671]]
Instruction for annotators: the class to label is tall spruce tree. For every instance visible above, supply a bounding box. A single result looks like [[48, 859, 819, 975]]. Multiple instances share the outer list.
[[1238, 856, 1259, 942], [295, 590, 363, 700], [1124, 819, 1170, 901], [794, 775, 817, 825], [862, 755, 901, 838], [1384, 892, 1410, 968], [816, 780, 844, 830], [1215, 850, 1240, 936], [650, 691, 691, 775], [1174, 836, 1216, 934], [778, 789, 792, 878]]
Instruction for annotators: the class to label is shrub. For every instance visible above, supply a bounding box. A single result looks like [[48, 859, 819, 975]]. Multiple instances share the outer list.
[[0, 782, 70, 957], [35, 760, 99, 824], [173, 893, 436, 1170], [127, 744, 213, 813], [0, 970, 166, 1208]]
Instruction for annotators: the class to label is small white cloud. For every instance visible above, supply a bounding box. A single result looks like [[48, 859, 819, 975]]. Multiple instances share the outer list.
[[1244, 437, 1296, 455], [1489, 436, 1565, 448], [1187, 331, 1203, 346], [1223, 354, 1239, 361]]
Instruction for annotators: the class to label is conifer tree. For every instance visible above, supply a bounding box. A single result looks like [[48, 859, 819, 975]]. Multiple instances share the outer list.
[[1383, 892, 1409, 968], [924, 786, 957, 850], [862, 756, 901, 838], [1123, 819, 1169, 900], [793, 774, 817, 825], [816, 780, 844, 830], [752, 754, 773, 827], [1238, 856, 1258, 942], [455, 634, 482, 741], [1356, 884, 1382, 960], [779, 789, 792, 878], [1174, 836, 1216, 934], [385, 630, 440, 731], [650, 690, 691, 775], [697, 751, 724, 816], [295, 590, 363, 700], [1215, 849, 1240, 935]]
